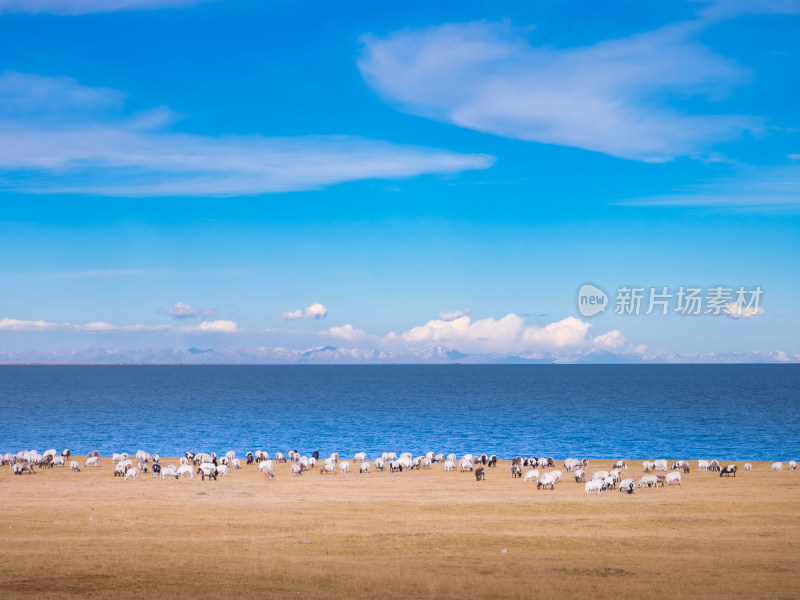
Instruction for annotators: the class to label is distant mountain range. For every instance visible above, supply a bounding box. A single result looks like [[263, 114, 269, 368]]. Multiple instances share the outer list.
[[0, 346, 796, 364]]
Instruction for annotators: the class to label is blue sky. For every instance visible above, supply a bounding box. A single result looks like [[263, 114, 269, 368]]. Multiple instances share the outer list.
[[0, 0, 798, 361]]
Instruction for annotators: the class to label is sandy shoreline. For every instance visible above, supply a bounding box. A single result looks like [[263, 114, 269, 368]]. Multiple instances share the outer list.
[[1, 458, 798, 599]]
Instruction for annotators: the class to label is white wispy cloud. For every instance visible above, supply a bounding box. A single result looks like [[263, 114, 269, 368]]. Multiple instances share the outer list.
[[0, 72, 494, 197], [156, 301, 215, 320], [0, 318, 65, 331], [0, 0, 209, 16], [179, 319, 238, 332], [438, 308, 472, 321], [359, 20, 760, 162], [725, 302, 766, 318], [622, 164, 800, 210], [281, 303, 329, 321], [695, 0, 800, 21], [82, 321, 172, 333], [320, 324, 372, 342]]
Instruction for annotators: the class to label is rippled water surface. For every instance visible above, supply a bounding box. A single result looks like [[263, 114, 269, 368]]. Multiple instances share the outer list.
[[1, 365, 798, 460]]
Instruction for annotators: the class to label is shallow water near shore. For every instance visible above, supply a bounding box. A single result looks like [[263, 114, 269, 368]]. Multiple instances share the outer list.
[[1, 364, 798, 459]]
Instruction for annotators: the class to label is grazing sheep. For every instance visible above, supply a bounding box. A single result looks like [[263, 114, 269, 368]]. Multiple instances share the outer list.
[[359, 462, 370, 474], [564, 458, 580, 472], [585, 479, 604, 495], [374, 457, 385, 471], [231, 458, 241, 469], [652, 460, 668, 472], [573, 469, 586, 483], [460, 458, 474, 472], [114, 461, 131, 477], [177, 465, 193, 478], [697, 460, 711, 471], [475, 467, 486, 481], [290, 463, 302, 476], [354, 452, 366, 462], [112, 453, 127, 463], [642, 461, 654, 472], [70, 460, 80, 472], [196, 464, 217, 480], [638, 475, 659, 488], [389, 460, 403, 473], [246, 452, 254, 465], [61, 449, 71, 458], [52, 456, 65, 467], [537, 471, 559, 490], [612, 460, 627, 470], [152, 454, 160, 464], [339, 461, 350, 474], [523, 469, 540, 483], [13, 462, 35, 475], [421, 457, 432, 469], [434, 454, 445, 463], [720, 465, 737, 477], [262, 463, 275, 478], [444, 459, 456, 472], [124, 467, 139, 480], [320, 462, 336, 475], [225, 451, 235, 461], [743, 463, 752, 471], [790, 461, 797, 471], [591, 470, 609, 481], [708, 460, 721, 472], [666, 472, 682, 486], [510, 464, 522, 479], [85, 456, 100, 468], [488, 455, 497, 467], [161, 465, 178, 480], [771, 462, 783, 471], [619, 478, 635, 494], [152, 463, 161, 476]]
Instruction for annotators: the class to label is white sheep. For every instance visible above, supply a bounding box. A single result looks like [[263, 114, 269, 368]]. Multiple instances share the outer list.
[[112, 453, 127, 463], [563, 458, 580, 472], [697, 459, 711, 471], [523, 469, 540, 482], [339, 461, 350, 474], [573, 469, 586, 483], [161, 465, 178, 480], [225, 451, 235, 461], [70, 460, 80, 472], [585, 479, 604, 495], [374, 457, 385, 471], [354, 452, 366, 462], [618, 478, 635, 493], [258, 460, 274, 473], [790, 461, 797, 471], [459, 458, 473, 472], [537, 471, 559, 490], [744, 463, 752, 471], [638, 474, 659, 488], [444, 459, 456, 472], [231, 458, 241, 469], [124, 467, 139, 480], [772, 462, 783, 471], [197, 463, 218, 480], [592, 470, 609, 481], [85, 456, 100, 468], [52, 456, 65, 467], [666, 472, 682, 486], [290, 463, 302, 476], [642, 460, 654, 472], [360, 462, 370, 474], [652, 460, 668, 472], [262, 463, 275, 478], [177, 465, 194, 478], [446, 453, 456, 462], [421, 457, 432, 469]]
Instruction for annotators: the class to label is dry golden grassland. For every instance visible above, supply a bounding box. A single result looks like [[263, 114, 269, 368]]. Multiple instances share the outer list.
[[1, 458, 798, 599]]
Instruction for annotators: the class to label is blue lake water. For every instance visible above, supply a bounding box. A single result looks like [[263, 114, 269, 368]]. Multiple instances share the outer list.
[[1, 365, 798, 460]]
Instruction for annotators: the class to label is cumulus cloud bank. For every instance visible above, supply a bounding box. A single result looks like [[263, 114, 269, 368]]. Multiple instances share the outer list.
[[0, 72, 493, 197], [359, 21, 760, 162]]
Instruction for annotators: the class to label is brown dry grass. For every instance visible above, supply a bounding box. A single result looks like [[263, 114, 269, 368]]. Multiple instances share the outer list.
[[1, 459, 798, 599]]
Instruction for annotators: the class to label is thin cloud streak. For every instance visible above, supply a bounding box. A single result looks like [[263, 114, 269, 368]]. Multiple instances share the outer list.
[[0, 72, 494, 197]]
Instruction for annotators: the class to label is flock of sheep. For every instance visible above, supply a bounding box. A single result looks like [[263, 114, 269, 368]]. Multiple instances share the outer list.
[[3, 448, 797, 495]]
